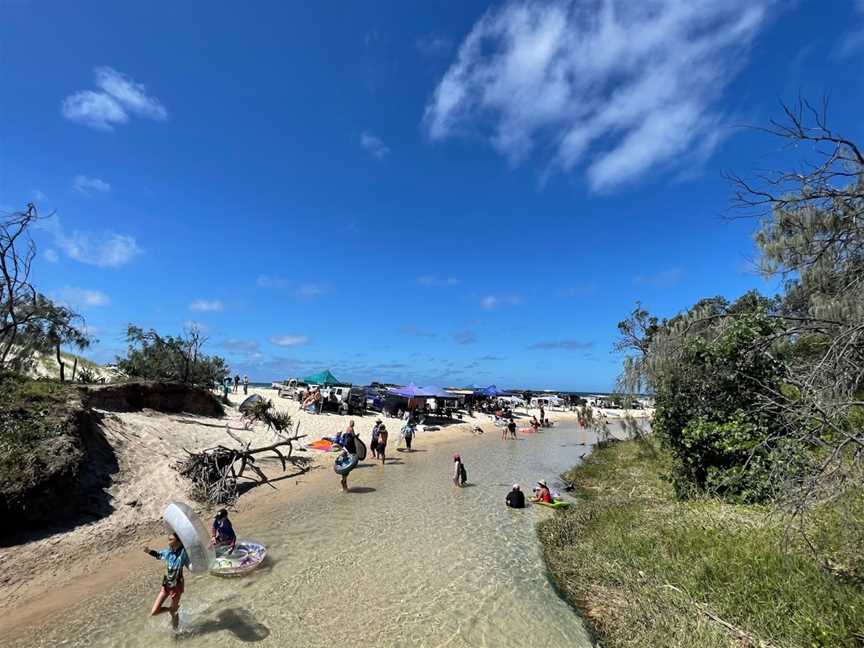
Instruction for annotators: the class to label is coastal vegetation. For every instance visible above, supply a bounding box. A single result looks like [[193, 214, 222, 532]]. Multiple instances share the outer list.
[[539, 440, 864, 647], [541, 103, 864, 646]]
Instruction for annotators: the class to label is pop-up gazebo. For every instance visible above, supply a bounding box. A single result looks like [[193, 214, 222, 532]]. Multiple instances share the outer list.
[[302, 370, 346, 386]]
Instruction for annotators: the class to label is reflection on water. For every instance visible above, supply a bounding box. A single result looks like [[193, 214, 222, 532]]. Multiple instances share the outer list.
[[12, 423, 610, 648]]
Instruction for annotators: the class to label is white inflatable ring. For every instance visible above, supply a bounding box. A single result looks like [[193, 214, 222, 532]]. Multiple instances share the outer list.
[[162, 501, 215, 573]]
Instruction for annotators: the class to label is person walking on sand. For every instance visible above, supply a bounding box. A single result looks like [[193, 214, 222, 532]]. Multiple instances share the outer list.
[[233, 374, 240, 393], [370, 419, 383, 459], [242, 375, 249, 395], [377, 424, 388, 465], [453, 453, 467, 487], [144, 533, 190, 631], [402, 422, 415, 452], [539, 403, 546, 426]]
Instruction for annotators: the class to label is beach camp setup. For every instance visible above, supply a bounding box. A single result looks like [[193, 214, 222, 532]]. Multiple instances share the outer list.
[[162, 501, 267, 577]]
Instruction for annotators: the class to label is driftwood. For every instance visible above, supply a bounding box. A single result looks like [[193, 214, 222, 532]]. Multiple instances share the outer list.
[[174, 425, 310, 505]]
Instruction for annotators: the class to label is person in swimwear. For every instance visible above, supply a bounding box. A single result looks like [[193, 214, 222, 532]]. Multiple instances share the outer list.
[[144, 533, 190, 630], [531, 480, 553, 504], [377, 424, 388, 465], [211, 508, 237, 555]]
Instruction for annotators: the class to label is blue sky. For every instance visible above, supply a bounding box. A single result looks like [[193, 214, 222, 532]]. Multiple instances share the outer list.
[[2, 1, 863, 391]]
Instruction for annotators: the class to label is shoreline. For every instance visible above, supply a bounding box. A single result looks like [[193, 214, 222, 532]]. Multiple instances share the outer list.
[[1, 389, 631, 641]]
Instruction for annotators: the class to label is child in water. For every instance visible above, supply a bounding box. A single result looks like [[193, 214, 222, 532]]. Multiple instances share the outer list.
[[144, 533, 190, 631], [453, 453, 467, 487], [211, 508, 237, 555]]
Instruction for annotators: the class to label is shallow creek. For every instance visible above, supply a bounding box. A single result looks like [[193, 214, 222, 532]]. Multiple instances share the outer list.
[[11, 421, 612, 647]]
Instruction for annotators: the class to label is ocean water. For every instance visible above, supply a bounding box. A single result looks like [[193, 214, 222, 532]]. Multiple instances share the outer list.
[[11, 422, 615, 648]]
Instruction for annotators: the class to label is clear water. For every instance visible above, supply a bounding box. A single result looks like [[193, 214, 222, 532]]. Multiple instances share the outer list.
[[11, 423, 608, 647]]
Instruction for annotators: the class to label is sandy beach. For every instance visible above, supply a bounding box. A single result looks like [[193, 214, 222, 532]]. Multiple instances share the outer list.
[[1, 387, 640, 641]]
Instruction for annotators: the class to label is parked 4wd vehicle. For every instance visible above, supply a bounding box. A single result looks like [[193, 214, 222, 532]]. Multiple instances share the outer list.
[[340, 388, 367, 415]]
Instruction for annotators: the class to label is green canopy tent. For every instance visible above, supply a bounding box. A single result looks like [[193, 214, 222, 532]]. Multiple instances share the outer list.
[[302, 369, 347, 386]]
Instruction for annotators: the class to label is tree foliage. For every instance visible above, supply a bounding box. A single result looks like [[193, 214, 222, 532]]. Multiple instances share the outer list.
[[1, 204, 90, 380], [617, 101, 864, 511], [117, 324, 229, 385]]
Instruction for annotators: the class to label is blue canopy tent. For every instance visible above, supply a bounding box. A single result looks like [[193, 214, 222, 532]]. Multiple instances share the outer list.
[[475, 384, 503, 397]]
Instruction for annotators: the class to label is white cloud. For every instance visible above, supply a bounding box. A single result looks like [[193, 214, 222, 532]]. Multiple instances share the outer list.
[[269, 335, 310, 347], [54, 228, 142, 268], [256, 274, 291, 289], [633, 267, 684, 288], [424, 0, 772, 191], [297, 283, 327, 297], [73, 174, 111, 195], [62, 66, 167, 130], [530, 339, 593, 350], [56, 287, 111, 308], [417, 33, 454, 57], [360, 130, 391, 158], [418, 275, 461, 286], [481, 294, 521, 309], [454, 330, 476, 344], [189, 299, 224, 312], [43, 248, 59, 263]]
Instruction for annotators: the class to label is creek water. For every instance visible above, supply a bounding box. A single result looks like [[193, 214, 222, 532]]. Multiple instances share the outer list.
[[12, 421, 613, 648]]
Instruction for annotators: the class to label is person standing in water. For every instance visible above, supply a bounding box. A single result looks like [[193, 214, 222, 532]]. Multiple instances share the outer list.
[[144, 533, 190, 631], [453, 453, 467, 487], [507, 418, 517, 439]]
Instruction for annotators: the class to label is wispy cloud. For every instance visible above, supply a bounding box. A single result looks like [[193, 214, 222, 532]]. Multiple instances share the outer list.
[[221, 339, 261, 354], [561, 282, 597, 297], [416, 33, 455, 57], [43, 248, 59, 263], [418, 275, 461, 287], [256, 274, 291, 289], [400, 325, 437, 338], [73, 174, 111, 195], [50, 222, 142, 268], [530, 339, 594, 350], [360, 130, 391, 158], [55, 287, 111, 308], [835, 2, 864, 58], [424, 0, 771, 191], [633, 268, 684, 288], [480, 294, 521, 309], [477, 354, 503, 361], [256, 275, 327, 297], [189, 299, 224, 312], [62, 66, 167, 131], [32, 190, 48, 202], [269, 335, 310, 347], [454, 330, 476, 345], [297, 283, 327, 297]]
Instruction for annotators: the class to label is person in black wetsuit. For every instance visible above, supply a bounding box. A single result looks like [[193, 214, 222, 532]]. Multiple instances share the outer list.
[[505, 484, 526, 508]]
